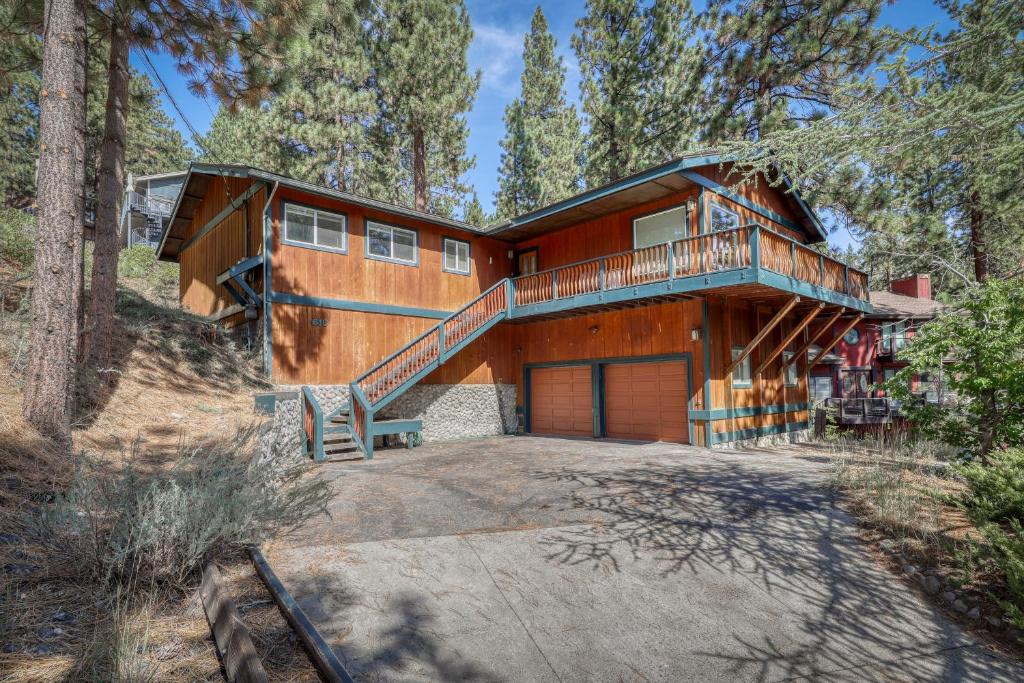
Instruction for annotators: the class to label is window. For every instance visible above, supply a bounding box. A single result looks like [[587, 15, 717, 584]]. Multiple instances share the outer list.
[[732, 347, 752, 387], [881, 321, 907, 353], [633, 205, 689, 248], [843, 327, 860, 345], [783, 351, 798, 387], [918, 372, 941, 403], [283, 203, 346, 252], [366, 220, 417, 265], [710, 203, 740, 232], [810, 375, 833, 403], [443, 237, 470, 275]]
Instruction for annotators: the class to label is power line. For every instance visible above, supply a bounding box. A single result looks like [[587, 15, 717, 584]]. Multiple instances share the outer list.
[[139, 50, 209, 155]]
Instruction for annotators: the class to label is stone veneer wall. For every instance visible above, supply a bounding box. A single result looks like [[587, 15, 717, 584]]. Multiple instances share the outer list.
[[255, 391, 305, 467], [710, 428, 810, 450], [274, 383, 518, 444]]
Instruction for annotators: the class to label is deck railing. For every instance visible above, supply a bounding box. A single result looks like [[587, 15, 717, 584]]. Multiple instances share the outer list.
[[511, 224, 868, 307], [348, 280, 511, 450], [127, 190, 175, 217]]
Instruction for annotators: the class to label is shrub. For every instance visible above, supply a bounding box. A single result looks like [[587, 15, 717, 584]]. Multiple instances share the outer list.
[[958, 448, 1024, 626], [37, 426, 330, 589], [0, 208, 36, 270], [118, 245, 178, 290]]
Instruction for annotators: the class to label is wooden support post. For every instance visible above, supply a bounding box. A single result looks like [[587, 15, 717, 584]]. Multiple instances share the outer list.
[[755, 302, 825, 375], [784, 309, 844, 368], [725, 295, 800, 376], [809, 315, 864, 370]]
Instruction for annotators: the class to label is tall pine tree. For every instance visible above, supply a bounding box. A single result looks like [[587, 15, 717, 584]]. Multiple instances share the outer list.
[[367, 0, 479, 214], [702, 0, 890, 141], [495, 7, 582, 218], [573, 0, 703, 185]]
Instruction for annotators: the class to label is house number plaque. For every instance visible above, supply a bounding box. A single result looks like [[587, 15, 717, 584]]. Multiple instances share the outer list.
[[311, 318, 328, 327]]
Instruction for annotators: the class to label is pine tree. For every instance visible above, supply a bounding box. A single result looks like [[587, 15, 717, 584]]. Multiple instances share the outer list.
[[495, 102, 542, 219], [23, 0, 87, 443], [367, 0, 479, 213], [85, 0, 313, 371], [572, 0, 703, 185], [702, 0, 890, 141], [461, 191, 488, 226], [197, 105, 277, 168], [494, 7, 582, 218], [0, 6, 40, 209], [268, 0, 376, 191]]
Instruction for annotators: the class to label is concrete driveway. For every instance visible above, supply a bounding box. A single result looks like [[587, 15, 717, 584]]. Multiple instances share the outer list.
[[267, 436, 1022, 682]]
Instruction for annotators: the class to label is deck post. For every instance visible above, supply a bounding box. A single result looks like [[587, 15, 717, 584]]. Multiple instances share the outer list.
[[666, 242, 675, 281], [552, 270, 558, 299], [818, 253, 825, 286], [790, 240, 796, 277], [749, 225, 760, 273], [438, 323, 445, 361], [505, 278, 514, 317], [598, 258, 606, 290], [844, 264, 850, 294]]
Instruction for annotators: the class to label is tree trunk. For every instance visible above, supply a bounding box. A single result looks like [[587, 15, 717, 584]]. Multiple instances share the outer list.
[[86, 20, 130, 372], [23, 0, 88, 444], [969, 190, 988, 284], [412, 125, 426, 212]]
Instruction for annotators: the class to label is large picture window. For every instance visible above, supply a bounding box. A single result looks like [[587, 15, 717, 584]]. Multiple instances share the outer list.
[[732, 347, 752, 387], [710, 203, 740, 232], [283, 203, 346, 252], [443, 237, 470, 275], [366, 220, 418, 265], [633, 205, 689, 248]]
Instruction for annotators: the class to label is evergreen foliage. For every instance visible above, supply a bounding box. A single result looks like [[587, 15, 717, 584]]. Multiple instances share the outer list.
[[702, 0, 891, 141], [495, 7, 582, 219], [367, 0, 479, 215], [572, 0, 703, 185]]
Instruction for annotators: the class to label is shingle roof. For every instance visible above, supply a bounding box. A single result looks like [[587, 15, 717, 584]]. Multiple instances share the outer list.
[[866, 291, 943, 319]]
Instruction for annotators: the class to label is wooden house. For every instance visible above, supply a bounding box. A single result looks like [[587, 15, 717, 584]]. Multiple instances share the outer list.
[[156, 153, 872, 458]]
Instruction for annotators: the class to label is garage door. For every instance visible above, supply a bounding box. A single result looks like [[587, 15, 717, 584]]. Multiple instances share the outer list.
[[530, 366, 593, 437], [604, 361, 689, 443]]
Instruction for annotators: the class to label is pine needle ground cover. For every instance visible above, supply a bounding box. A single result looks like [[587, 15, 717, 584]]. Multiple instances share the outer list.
[[0, 256, 327, 681], [829, 436, 1024, 655]]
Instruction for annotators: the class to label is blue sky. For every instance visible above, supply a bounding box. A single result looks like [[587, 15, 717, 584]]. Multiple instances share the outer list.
[[133, 0, 951, 249]]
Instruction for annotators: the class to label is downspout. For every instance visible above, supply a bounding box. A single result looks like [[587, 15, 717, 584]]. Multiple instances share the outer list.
[[262, 181, 280, 379]]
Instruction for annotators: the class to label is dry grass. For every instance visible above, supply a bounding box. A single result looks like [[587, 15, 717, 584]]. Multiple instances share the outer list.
[[0, 273, 321, 682]]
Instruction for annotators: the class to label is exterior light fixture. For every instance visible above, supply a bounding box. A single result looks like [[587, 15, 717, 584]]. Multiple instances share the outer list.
[[691, 327, 702, 341]]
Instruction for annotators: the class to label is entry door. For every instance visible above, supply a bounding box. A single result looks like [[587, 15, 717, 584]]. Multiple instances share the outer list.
[[604, 360, 689, 443], [516, 249, 539, 275], [530, 366, 593, 437], [841, 369, 871, 399]]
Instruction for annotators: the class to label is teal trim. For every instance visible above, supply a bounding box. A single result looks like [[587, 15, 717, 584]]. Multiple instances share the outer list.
[[709, 421, 809, 446], [216, 254, 264, 284], [701, 299, 712, 445], [697, 187, 706, 233], [371, 418, 423, 436], [263, 182, 277, 378], [678, 170, 820, 240], [522, 353, 694, 444], [270, 292, 451, 319], [690, 403, 810, 421], [179, 181, 265, 254], [498, 154, 727, 231]]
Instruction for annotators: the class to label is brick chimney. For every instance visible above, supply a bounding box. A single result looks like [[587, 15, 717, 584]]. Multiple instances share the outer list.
[[890, 274, 931, 300]]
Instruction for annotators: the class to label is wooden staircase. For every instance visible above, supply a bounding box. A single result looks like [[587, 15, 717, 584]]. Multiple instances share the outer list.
[[303, 279, 512, 461]]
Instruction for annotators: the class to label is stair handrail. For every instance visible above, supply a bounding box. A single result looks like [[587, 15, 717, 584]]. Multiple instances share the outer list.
[[352, 277, 512, 392], [301, 386, 326, 462]]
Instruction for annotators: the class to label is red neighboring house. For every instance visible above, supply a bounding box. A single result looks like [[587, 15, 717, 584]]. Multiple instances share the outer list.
[[810, 274, 944, 424]]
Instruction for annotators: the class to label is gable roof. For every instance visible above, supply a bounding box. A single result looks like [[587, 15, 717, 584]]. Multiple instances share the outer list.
[[865, 291, 943, 319], [486, 152, 828, 243], [156, 163, 491, 261]]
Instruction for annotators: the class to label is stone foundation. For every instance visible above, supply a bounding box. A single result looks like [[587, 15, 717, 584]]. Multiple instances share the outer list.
[[272, 383, 518, 445], [711, 428, 811, 450], [254, 391, 305, 467]]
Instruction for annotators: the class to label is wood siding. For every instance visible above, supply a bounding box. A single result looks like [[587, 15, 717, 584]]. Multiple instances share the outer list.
[[178, 177, 264, 322]]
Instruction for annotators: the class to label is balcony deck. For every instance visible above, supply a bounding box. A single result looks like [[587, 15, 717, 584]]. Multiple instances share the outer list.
[[508, 224, 871, 320]]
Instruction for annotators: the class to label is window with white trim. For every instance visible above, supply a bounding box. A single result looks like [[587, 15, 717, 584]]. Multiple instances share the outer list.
[[366, 220, 417, 265], [283, 203, 346, 251], [633, 205, 689, 248], [710, 203, 740, 232], [732, 347, 752, 387], [783, 351, 798, 387], [443, 237, 470, 274]]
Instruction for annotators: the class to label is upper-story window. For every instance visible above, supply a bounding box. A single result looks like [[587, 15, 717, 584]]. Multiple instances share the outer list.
[[283, 203, 346, 252], [782, 351, 798, 387], [732, 347, 752, 387], [366, 220, 418, 265], [443, 237, 470, 275], [710, 203, 740, 232], [633, 205, 689, 248]]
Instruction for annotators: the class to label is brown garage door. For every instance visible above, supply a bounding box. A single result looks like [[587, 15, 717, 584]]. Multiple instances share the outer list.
[[604, 360, 689, 443], [530, 366, 593, 437]]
